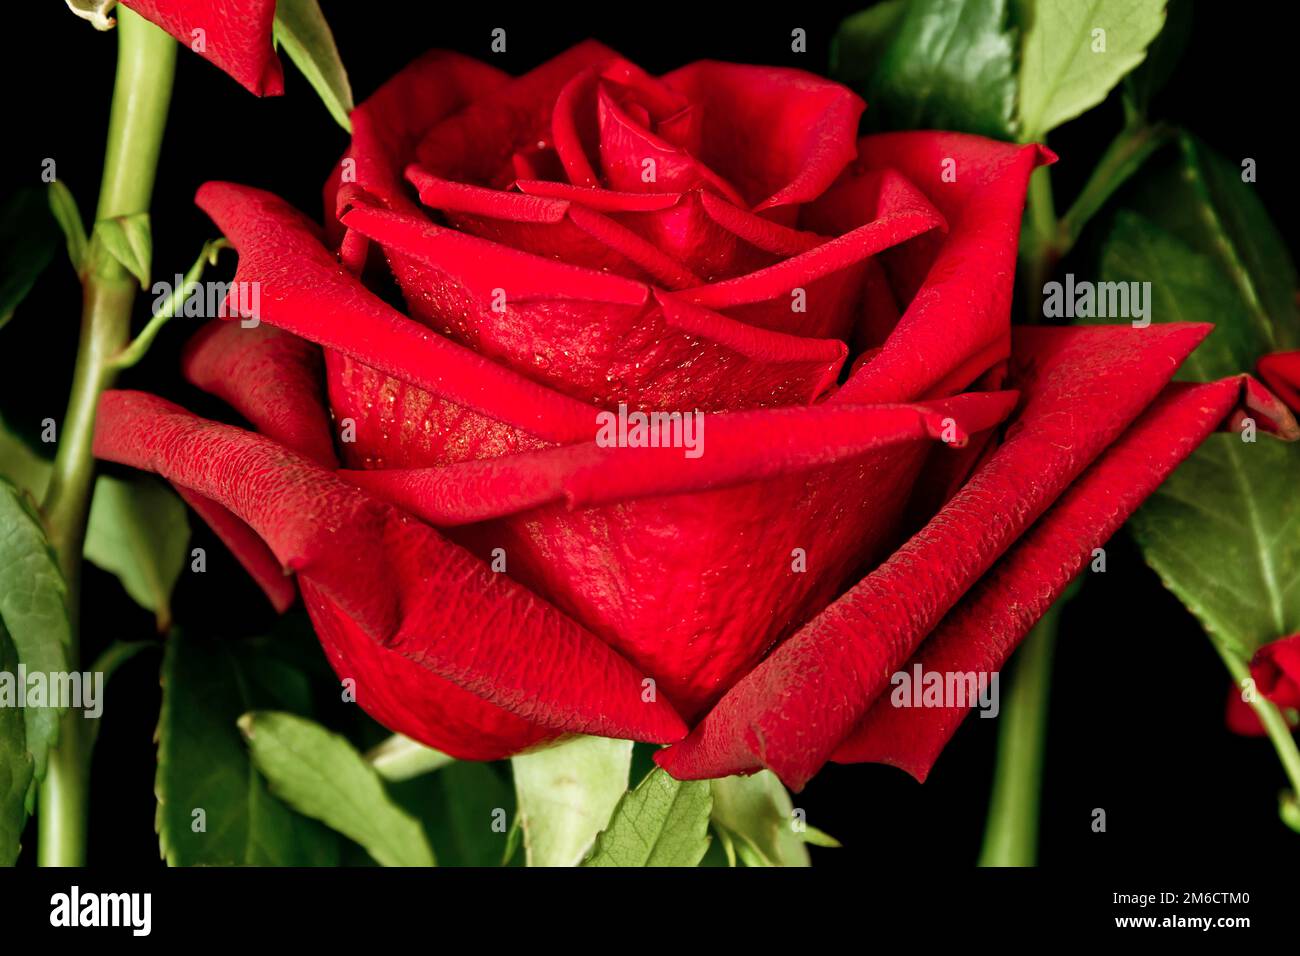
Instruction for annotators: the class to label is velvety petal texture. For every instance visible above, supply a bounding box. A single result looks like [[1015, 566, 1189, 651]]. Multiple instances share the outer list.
[[122, 0, 283, 95], [90, 43, 1266, 779]]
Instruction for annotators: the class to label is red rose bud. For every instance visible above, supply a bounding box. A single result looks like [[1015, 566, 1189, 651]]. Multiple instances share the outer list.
[[1225, 634, 1300, 737], [92, 43, 1289, 786]]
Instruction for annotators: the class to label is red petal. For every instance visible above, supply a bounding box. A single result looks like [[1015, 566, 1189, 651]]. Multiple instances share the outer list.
[[661, 61, 864, 212], [834, 134, 1055, 405], [1258, 350, 1300, 416], [93, 390, 688, 746], [656, 322, 1210, 787], [678, 170, 945, 340], [404, 165, 702, 288], [341, 391, 1018, 525], [414, 41, 619, 187], [1254, 633, 1300, 710], [340, 193, 852, 411], [122, 0, 282, 96], [195, 180, 600, 444], [323, 49, 509, 252], [182, 321, 337, 467], [173, 486, 296, 613], [834, 377, 1252, 778]]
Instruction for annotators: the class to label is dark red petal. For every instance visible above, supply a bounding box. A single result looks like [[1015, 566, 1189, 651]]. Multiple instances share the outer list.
[[323, 49, 508, 253], [196, 180, 600, 444], [656, 322, 1210, 787], [182, 321, 337, 467], [341, 391, 1018, 525], [595, 82, 747, 206], [123, 0, 282, 96], [405, 165, 702, 288], [173, 486, 296, 613], [1258, 350, 1300, 416], [834, 378, 1251, 779], [93, 390, 688, 744], [300, 579, 552, 759], [834, 135, 1054, 405], [678, 170, 945, 340], [414, 40, 619, 187], [514, 181, 826, 282], [340, 194, 852, 411], [661, 61, 864, 212], [1254, 633, 1300, 709]]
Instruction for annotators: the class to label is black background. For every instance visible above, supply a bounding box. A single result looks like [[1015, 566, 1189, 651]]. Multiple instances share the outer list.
[[1, 0, 1295, 868]]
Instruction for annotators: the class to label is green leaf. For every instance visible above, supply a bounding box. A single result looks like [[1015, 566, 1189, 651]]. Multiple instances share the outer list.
[[511, 735, 632, 866], [0, 423, 189, 626], [835, 0, 1019, 139], [391, 761, 517, 867], [1121, 0, 1191, 121], [829, 0, 908, 94], [273, 0, 354, 132], [47, 181, 88, 276], [0, 479, 71, 786], [0, 188, 60, 330], [157, 631, 340, 866], [1095, 212, 1300, 656], [709, 770, 818, 867], [364, 733, 454, 782], [1136, 134, 1298, 353], [240, 710, 436, 866], [91, 212, 152, 288], [1018, 0, 1166, 139], [582, 768, 713, 867], [0, 413, 52, 498], [83, 476, 189, 632], [0, 622, 35, 865]]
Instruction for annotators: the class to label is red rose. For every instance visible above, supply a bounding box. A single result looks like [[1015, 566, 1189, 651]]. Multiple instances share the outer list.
[[92, 43, 1283, 788], [1225, 633, 1300, 736], [121, 0, 283, 95]]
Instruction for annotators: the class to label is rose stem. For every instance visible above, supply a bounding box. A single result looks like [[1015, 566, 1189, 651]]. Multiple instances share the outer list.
[[38, 6, 176, 867], [976, 594, 1067, 867]]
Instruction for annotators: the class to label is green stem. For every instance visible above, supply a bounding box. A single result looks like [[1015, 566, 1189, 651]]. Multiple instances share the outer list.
[[37, 7, 175, 867], [107, 239, 230, 371], [978, 598, 1067, 866], [1018, 166, 1057, 321], [1056, 122, 1172, 257]]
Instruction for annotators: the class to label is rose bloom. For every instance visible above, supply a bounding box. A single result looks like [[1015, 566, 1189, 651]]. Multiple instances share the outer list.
[[91, 35, 1295, 790]]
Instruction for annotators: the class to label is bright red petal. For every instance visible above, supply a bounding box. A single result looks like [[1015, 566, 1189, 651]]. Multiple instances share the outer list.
[[834, 377, 1254, 778], [122, 0, 282, 95], [93, 390, 688, 748], [656, 322, 1210, 787]]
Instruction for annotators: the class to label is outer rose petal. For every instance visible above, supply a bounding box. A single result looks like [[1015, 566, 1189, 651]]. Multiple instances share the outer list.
[[93, 390, 688, 749], [196, 180, 602, 444], [122, 0, 282, 96], [834, 377, 1260, 778], [173, 321, 338, 612], [323, 49, 509, 249], [657, 322, 1211, 787], [833, 134, 1055, 405], [1258, 351, 1300, 415], [182, 321, 337, 467], [341, 391, 1018, 525]]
